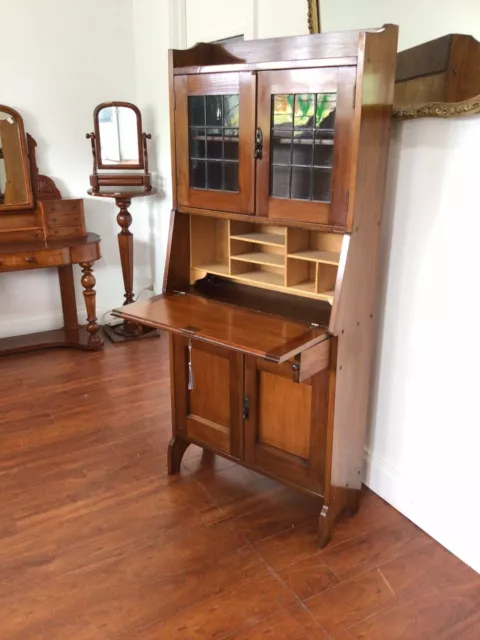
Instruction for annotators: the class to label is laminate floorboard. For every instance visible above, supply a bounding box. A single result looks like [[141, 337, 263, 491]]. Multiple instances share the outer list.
[[0, 334, 478, 639]]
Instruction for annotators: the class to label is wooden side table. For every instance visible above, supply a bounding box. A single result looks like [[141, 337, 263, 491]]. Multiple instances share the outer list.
[[88, 189, 159, 343]]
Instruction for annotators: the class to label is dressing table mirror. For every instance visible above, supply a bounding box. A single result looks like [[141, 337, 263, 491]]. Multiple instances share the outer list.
[[0, 104, 103, 355], [86, 101, 157, 343], [0, 107, 34, 211]]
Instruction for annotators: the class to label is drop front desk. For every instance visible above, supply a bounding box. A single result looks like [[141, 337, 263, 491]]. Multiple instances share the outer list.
[[115, 25, 398, 546]]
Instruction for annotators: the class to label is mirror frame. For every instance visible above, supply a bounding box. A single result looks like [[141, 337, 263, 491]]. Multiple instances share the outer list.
[[93, 101, 144, 171], [0, 105, 34, 213]]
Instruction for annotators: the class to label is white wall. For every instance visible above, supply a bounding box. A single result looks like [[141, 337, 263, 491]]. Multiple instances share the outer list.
[[367, 118, 480, 573], [321, 2, 480, 572], [0, 0, 153, 339], [185, 0, 309, 45], [322, 0, 480, 49]]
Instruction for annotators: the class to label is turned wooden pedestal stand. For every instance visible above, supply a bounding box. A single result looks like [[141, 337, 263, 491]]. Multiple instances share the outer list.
[[87, 189, 159, 344]]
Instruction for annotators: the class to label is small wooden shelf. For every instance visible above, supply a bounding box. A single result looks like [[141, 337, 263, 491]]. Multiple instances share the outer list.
[[289, 280, 316, 294], [193, 262, 229, 277], [231, 252, 284, 267], [234, 270, 284, 288], [288, 250, 340, 265], [230, 232, 285, 247]]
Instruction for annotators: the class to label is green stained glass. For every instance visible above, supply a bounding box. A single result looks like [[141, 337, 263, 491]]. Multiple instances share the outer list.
[[316, 94, 336, 129], [269, 91, 336, 203], [294, 94, 314, 129]]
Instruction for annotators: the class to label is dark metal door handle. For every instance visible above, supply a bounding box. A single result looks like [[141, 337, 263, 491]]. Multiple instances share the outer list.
[[254, 128, 263, 159]]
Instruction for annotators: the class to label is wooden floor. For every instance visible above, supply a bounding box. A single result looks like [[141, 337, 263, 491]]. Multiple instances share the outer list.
[[0, 335, 479, 640]]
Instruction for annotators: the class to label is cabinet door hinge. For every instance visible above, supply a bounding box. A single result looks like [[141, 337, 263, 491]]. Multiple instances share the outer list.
[[353, 82, 357, 108], [242, 396, 250, 420], [345, 189, 350, 213]]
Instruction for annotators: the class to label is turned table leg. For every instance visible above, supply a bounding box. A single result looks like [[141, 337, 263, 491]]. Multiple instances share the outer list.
[[115, 197, 134, 306], [114, 196, 141, 337], [80, 261, 103, 346]]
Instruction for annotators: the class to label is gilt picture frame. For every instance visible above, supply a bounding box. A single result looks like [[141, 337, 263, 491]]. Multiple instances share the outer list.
[[307, 0, 321, 34]]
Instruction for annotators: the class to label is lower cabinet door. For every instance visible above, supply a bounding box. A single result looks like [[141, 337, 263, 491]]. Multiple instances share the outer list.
[[170, 335, 244, 458], [244, 357, 329, 492]]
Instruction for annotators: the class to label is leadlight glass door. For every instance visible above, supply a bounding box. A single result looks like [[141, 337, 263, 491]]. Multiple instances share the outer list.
[[256, 67, 356, 227], [174, 72, 255, 214]]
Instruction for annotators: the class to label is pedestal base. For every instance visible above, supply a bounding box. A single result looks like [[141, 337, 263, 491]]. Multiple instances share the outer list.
[[103, 321, 160, 344]]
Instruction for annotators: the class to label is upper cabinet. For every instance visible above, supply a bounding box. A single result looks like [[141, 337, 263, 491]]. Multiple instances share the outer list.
[[174, 72, 255, 214], [170, 27, 398, 230], [256, 67, 355, 226]]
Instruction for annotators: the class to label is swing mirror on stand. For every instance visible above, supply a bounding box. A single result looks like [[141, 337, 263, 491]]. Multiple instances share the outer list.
[[86, 101, 152, 193]]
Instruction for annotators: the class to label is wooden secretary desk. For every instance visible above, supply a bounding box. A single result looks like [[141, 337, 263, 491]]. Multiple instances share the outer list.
[[116, 25, 398, 546]]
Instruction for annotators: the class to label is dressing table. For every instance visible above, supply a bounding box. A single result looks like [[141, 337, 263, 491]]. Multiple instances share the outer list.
[[0, 105, 103, 355]]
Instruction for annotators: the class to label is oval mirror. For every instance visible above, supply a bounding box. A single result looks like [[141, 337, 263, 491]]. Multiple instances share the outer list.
[[94, 102, 143, 170], [0, 107, 33, 211]]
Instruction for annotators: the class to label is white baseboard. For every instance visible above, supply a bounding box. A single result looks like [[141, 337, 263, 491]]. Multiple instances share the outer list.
[[364, 448, 480, 574], [0, 305, 117, 340]]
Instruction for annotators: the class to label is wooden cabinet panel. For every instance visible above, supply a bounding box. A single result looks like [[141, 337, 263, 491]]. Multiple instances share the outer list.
[[170, 336, 244, 458], [257, 371, 312, 459], [256, 67, 356, 227], [244, 355, 330, 492], [174, 72, 256, 214]]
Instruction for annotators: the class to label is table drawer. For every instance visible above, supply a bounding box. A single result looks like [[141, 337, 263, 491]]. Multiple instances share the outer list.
[[0, 247, 70, 271], [47, 226, 85, 239], [44, 200, 84, 228]]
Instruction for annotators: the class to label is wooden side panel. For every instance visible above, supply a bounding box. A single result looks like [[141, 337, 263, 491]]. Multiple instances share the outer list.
[[394, 72, 446, 106], [447, 35, 480, 102], [321, 26, 398, 536], [163, 211, 190, 292]]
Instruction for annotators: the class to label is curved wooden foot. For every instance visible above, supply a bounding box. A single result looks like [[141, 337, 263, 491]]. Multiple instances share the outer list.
[[318, 504, 334, 548], [167, 437, 191, 475], [317, 488, 361, 548], [80, 261, 103, 347]]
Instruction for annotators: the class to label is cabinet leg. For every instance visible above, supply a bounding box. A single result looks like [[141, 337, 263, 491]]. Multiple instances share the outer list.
[[80, 261, 103, 346], [167, 437, 190, 474], [317, 488, 361, 548]]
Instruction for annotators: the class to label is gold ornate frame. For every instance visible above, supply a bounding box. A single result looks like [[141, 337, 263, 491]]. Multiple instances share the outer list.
[[307, 0, 321, 34], [306, 3, 480, 120]]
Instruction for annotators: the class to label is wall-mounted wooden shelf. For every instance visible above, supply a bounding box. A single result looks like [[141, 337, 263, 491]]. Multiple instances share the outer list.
[[393, 34, 480, 120]]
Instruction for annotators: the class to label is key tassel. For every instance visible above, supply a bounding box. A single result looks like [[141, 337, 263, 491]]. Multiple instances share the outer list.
[[187, 339, 195, 390]]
